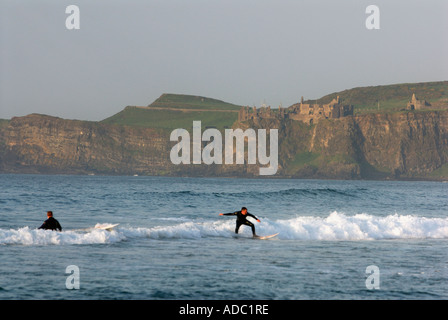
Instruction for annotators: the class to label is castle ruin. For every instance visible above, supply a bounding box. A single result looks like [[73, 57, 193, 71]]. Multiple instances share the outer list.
[[238, 96, 354, 125], [406, 93, 431, 110]]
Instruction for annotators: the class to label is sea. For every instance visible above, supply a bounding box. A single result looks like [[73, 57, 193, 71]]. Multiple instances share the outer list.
[[1, 174, 448, 300]]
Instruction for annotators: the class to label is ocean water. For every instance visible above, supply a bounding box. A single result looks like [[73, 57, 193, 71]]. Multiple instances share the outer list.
[[1, 174, 448, 300]]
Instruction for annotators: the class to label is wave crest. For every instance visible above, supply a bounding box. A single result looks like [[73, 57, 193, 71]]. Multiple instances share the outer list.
[[269, 212, 448, 240], [2, 212, 448, 245], [0, 226, 125, 246]]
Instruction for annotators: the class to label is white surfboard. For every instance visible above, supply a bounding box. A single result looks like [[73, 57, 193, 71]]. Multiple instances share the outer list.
[[94, 223, 119, 231], [257, 233, 279, 240], [232, 232, 279, 240]]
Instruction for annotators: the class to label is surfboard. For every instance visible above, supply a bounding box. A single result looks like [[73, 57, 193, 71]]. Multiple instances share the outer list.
[[232, 232, 279, 240], [256, 233, 279, 240], [94, 223, 119, 231]]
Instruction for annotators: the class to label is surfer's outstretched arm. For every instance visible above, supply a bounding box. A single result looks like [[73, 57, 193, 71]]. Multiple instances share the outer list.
[[247, 212, 261, 222], [219, 212, 237, 216]]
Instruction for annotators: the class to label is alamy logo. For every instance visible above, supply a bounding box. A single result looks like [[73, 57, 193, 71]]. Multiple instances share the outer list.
[[65, 265, 80, 289], [170, 121, 278, 175], [65, 5, 80, 30], [365, 265, 380, 290], [365, 5, 380, 30]]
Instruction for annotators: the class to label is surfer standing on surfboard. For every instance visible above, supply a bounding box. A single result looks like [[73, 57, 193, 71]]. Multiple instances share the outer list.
[[219, 207, 260, 238]]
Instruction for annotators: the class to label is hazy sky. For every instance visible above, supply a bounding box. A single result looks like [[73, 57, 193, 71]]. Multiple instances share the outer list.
[[1, 0, 447, 121]]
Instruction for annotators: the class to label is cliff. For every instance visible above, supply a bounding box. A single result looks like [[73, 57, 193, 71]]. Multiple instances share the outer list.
[[355, 111, 448, 179], [0, 114, 170, 175], [0, 113, 247, 177], [275, 111, 448, 180], [1, 111, 448, 180]]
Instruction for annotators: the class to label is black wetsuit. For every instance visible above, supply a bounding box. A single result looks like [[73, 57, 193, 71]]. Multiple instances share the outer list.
[[222, 211, 259, 236], [38, 217, 62, 231]]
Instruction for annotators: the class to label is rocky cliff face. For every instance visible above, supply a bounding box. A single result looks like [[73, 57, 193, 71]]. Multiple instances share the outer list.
[[0, 114, 170, 175], [355, 111, 448, 179], [243, 111, 448, 179], [1, 111, 448, 180]]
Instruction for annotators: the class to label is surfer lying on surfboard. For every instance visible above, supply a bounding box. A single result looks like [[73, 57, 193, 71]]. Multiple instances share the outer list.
[[219, 207, 260, 238]]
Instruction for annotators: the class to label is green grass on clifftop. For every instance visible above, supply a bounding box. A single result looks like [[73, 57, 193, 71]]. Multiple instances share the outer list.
[[305, 81, 448, 114], [149, 93, 242, 110], [102, 94, 241, 131]]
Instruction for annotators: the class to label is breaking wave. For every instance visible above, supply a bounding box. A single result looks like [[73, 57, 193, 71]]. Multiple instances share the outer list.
[[136, 212, 448, 241], [2, 212, 448, 245], [268, 212, 448, 240], [0, 226, 126, 246]]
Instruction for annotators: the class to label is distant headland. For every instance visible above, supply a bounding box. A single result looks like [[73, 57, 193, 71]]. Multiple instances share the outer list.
[[1, 81, 448, 180]]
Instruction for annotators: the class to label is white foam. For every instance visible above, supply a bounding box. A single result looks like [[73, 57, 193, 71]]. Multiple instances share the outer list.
[[266, 212, 448, 240], [121, 221, 234, 240], [0, 226, 125, 245], [2, 212, 448, 245], [124, 212, 448, 241]]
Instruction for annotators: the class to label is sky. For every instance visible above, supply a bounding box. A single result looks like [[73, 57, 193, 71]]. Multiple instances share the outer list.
[[1, 0, 447, 121]]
